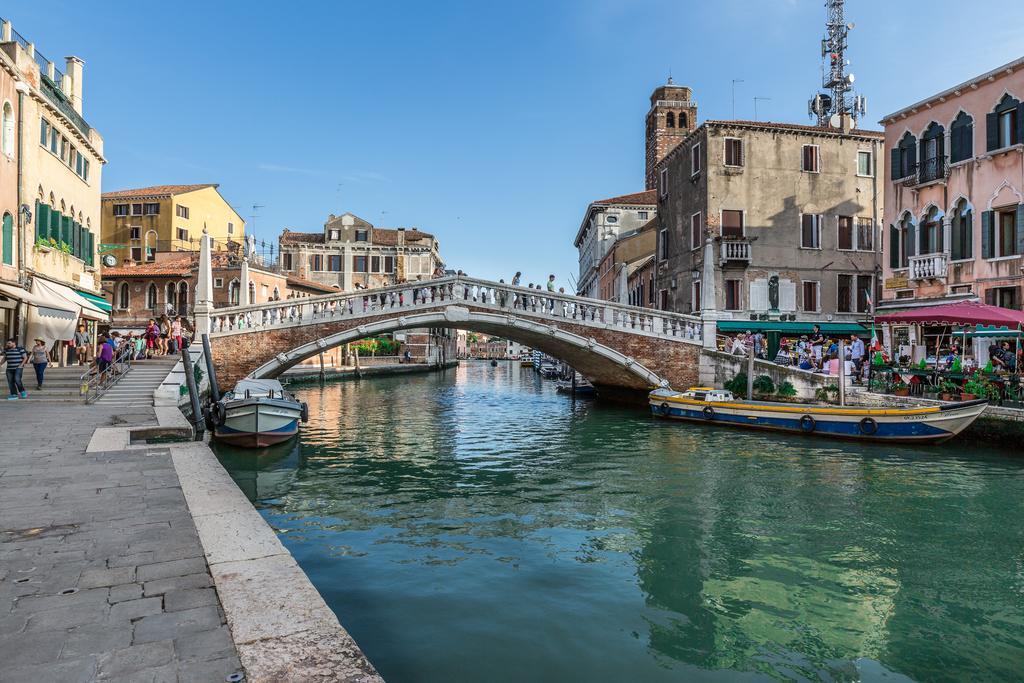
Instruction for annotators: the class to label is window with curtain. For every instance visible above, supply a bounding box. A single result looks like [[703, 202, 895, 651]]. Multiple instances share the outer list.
[[146, 283, 157, 309], [919, 206, 943, 255]]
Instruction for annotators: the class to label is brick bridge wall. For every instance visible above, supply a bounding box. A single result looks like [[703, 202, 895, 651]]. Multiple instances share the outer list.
[[207, 304, 700, 396]]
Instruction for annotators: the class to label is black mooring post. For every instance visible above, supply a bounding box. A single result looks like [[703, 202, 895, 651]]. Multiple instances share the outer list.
[[181, 346, 204, 440], [201, 334, 221, 404]]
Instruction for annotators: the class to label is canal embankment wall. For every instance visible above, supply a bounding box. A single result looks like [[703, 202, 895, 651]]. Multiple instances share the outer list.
[[90, 348, 385, 682]]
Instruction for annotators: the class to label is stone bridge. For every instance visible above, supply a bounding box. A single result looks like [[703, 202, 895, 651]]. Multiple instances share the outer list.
[[197, 271, 707, 397]]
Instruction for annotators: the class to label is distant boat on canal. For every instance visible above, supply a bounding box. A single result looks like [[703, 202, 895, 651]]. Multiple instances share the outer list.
[[649, 387, 987, 443], [208, 378, 308, 448]]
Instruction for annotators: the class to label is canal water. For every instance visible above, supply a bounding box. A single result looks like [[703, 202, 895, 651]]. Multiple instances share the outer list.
[[213, 362, 1024, 682]]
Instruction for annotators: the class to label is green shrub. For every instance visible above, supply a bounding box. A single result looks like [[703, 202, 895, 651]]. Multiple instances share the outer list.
[[724, 373, 748, 395], [777, 380, 797, 398], [752, 375, 775, 395]]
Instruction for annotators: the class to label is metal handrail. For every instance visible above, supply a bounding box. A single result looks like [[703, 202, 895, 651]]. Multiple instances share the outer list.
[[81, 343, 135, 404]]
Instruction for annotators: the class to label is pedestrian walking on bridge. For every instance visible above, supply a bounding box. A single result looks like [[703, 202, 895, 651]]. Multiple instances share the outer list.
[[30, 338, 48, 390]]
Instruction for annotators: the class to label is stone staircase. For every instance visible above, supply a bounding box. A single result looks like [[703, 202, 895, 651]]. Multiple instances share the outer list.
[[95, 357, 179, 407]]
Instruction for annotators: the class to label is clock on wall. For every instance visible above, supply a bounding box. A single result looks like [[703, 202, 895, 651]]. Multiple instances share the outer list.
[[102, 254, 117, 267]]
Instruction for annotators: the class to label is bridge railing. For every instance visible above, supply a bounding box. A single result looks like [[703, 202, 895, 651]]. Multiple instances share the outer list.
[[206, 275, 704, 344]]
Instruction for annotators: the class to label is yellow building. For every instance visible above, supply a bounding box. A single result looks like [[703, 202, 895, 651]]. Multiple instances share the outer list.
[[100, 184, 244, 264]]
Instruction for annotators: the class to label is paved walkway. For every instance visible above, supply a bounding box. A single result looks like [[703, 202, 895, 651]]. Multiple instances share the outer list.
[[0, 402, 242, 682]]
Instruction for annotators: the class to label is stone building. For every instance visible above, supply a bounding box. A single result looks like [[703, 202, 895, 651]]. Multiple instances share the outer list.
[[573, 191, 657, 299], [278, 211, 451, 364], [655, 119, 884, 329], [596, 218, 657, 303], [0, 18, 107, 356], [879, 56, 1024, 315], [101, 184, 244, 265], [574, 79, 695, 299], [278, 212, 442, 290], [645, 79, 698, 190]]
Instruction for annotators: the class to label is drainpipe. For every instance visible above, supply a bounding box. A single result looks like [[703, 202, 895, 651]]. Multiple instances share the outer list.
[[14, 81, 29, 286]]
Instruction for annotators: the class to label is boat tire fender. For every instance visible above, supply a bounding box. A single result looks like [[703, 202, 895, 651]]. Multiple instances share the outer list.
[[660, 402, 670, 416], [859, 417, 878, 435], [300, 402, 309, 423], [212, 401, 226, 426], [800, 414, 815, 432], [702, 406, 715, 420], [202, 406, 216, 432]]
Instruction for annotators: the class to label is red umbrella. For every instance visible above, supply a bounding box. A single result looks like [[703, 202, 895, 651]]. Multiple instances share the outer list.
[[875, 301, 1024, 327]]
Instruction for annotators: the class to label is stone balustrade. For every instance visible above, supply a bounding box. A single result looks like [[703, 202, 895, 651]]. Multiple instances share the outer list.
[[909, 253, 949, 280], [205, 276, 704, 344]]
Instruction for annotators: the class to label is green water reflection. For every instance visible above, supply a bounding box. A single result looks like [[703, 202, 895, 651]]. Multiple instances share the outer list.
[[213, 361, 1024, 682]]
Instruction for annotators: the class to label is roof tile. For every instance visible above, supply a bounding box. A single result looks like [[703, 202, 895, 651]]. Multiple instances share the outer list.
[[102, 184, 218, 200]]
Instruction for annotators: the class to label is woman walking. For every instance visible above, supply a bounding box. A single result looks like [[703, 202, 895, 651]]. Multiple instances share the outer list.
[[2, 338, 29, 400], [146, 318, 160, 357], [158, 315, 170, 355], [171, 316, 184, 353], [30, 338, 48, 390]]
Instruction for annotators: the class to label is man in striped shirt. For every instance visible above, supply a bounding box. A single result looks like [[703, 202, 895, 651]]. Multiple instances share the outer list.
[[2, 338, 29, 400]]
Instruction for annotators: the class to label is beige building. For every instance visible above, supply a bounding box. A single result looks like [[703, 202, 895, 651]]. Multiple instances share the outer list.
[[101, 184, 244, 264], [279, 212, 443, 290], [0, 18, 107, 357]]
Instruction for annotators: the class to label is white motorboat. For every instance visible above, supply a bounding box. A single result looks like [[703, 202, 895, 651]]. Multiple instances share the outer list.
[[209, 378, 308, 448]]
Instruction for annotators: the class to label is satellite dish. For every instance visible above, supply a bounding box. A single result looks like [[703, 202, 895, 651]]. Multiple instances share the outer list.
[[847, 73, 856, 84], [829, 114, 842, 128]]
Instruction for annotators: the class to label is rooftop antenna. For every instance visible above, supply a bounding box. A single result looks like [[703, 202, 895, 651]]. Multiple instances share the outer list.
[[808, 0, 866, 128], [731, 79, 744, 119], [753, 97, 772, 121], [250, 204, 264, 237]]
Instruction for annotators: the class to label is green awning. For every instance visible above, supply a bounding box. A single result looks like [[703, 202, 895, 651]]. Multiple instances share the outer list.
[[75, 289, 113, 312], [952, 325, 1023, 338], [717, 321, 869, 335]]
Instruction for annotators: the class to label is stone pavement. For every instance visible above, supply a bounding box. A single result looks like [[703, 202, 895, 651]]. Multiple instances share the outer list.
[[0, 402, 243, 682]]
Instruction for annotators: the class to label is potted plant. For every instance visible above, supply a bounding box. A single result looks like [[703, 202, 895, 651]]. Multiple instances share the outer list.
[[892, 380, 911, 397], [961, 377, 984, 401], [939, 379, 960, 402]]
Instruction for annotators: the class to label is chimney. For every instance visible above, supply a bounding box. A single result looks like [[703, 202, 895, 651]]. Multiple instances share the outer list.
[[64, 56, 84, 115], [838, 112, 853, 134], [397, 227, 405, 246]]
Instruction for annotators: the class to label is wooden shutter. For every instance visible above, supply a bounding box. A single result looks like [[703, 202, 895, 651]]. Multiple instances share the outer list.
[[1017, 103, 1024, 146], [779, 280, 796, 312], [950, 126, 961, 163], [48, 210, 59, 241], [87, 232, 95, 266], [749, 279, 768, 311], [889, 225, 899, 268], [890, 148, 900, 180], [965, 210, 973, 259], [981, 211, 994, 258], [1016, 205, 1024, 256], [986, 112, 999, 151], [35, 202, 49, 240], [1, 213, 12, 266], [906, 221, 916, 258], [950, 218, 962, 261], [985, 288, 996, 306]]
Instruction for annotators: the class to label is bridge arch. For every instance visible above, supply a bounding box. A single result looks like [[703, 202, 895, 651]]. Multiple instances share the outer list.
[[246, 306, 668, 391]]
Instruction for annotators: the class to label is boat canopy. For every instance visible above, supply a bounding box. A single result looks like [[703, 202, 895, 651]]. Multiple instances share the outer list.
[[232, 378, 286, 398]]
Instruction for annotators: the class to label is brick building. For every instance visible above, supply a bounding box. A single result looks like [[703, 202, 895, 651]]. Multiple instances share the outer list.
[[645, 78, 698, 190]]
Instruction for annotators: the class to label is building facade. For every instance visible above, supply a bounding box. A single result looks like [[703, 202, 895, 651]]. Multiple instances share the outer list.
[[279, 212, 442, 290], [879, 56, 1024, 313], [573, 191, 656, 299], [101, 184, 244, 265], [1, 18, 106, 358], [656, 119, 884, 322], [596, 218, 656, 303]]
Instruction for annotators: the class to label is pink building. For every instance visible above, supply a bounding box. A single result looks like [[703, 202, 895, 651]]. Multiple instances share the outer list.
[[880, 56, 1024, 322]]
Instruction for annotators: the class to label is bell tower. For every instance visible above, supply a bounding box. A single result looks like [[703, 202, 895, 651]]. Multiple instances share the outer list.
[[645, 78, 698, 190]]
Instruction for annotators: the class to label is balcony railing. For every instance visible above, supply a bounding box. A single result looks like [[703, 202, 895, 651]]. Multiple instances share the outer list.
[[39, 75, 91, 137], [720, 239, 751, 263], [909, 252, 949, 280], [901, 156, 949, 188]]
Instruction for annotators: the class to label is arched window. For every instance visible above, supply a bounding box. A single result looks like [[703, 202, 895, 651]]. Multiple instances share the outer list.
[[144, 230, 157, 262], [987, 93, 1022, 151], [919, 206, 943, 255], [920, 122, 945, 182], [1, 102, 13, 157], [950, 111, 974, 163], [146, 283, 157, 310], [178, 281, 189, 312], [227, 279, 240, 306], [950, 198, 973, 261], [678, 112, 687, 129], [890, 213, 915, 270], [117, 282, 130, 310], [165, 282, 177, 312], [666, 112, 675, 128], [891, 132, 917, 180], [2, 212, 13, 266]]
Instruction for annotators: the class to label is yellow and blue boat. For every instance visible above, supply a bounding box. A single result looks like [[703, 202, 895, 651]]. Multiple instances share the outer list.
[[649, 387, 988, 443]]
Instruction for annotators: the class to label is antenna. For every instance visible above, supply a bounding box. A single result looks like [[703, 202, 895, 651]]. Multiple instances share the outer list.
[[753, 97, 772, 121], [807, 0, 865, 128], [250, 204, 264, 241], [731, 79, 744, 119]]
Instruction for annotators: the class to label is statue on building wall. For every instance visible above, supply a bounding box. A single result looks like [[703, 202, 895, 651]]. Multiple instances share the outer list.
[[768, 274, 780, 310]]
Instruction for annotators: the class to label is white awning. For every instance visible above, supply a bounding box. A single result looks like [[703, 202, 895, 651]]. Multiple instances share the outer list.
[[0, 282, 78, 318], [31, 278, 109, 321]]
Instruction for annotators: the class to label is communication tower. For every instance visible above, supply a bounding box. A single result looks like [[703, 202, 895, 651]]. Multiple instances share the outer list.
[[808, 0, 866, 127]]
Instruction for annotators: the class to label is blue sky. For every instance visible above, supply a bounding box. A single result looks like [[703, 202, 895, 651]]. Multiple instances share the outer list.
[[6, 1, 1023, 285]]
